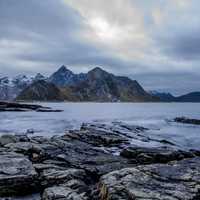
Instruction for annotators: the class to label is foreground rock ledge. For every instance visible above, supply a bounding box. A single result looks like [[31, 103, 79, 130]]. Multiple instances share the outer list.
[[0, 122, 200, 199], [99, 157, 200, 200]]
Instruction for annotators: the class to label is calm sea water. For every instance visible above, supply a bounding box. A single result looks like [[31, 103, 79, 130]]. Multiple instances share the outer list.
[[0, 103, 200, 150]]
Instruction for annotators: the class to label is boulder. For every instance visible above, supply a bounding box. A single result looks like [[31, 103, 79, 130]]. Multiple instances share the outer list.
[[99, 157, 200, 200], [0, 152, 38, 196]]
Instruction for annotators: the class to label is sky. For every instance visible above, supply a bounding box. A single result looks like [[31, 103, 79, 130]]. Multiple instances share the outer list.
[[0, 0, 199, 95]]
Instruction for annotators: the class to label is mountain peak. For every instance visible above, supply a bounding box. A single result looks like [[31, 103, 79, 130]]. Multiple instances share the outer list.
[[90, 67, 106, 73], [48, 65, 76, 87], [57, 65, 72, 73], [88, 67, 110, 78], [34, 73, 45, 81]]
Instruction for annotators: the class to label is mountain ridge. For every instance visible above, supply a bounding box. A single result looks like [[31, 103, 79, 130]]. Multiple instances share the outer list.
[[1, 65, 200, 102], [150, 91, 200, 102], [16, 66, 157, 102]]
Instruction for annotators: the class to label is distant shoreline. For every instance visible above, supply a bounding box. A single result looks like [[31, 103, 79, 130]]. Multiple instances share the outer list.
[[16, 101, 200, 104]]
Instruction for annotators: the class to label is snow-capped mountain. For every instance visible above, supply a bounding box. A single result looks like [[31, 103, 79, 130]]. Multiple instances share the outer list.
[[0, 74, 46, 100], [0, 66, 158, 102]]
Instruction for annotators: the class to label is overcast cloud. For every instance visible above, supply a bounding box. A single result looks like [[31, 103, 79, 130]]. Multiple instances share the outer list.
[[0, 0, 199, 94]]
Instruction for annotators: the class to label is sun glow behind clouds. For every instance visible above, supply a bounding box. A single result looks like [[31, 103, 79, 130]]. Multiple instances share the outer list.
[[89, 18, 120, 41]]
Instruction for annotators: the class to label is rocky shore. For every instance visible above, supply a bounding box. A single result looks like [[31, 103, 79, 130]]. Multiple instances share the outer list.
[[0, 122, 200, 200], [174, 117, 200, 125], [0, 101, 63, 112]]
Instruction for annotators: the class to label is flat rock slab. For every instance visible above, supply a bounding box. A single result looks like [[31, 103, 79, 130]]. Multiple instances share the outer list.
[[0, 152, 38, 196], [99, 157, 200, 200], [120, 146, 197, 164]]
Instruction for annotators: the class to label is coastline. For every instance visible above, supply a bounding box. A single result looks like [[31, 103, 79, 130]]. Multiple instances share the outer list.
[[0, 121, 200, 199]]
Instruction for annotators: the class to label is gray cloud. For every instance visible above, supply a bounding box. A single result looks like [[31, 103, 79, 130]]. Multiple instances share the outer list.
[[0, 0, 200, 94]]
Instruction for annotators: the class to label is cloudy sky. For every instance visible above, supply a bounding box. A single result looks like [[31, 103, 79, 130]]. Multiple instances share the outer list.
[[0, 0, 199, 95]]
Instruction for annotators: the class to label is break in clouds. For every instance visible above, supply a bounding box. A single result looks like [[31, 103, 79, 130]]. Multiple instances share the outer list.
[[0, 0, 199, 94]]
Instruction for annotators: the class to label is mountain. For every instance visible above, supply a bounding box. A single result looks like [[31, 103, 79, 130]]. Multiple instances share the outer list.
[[149, 91, 175, 102], [48, 65, 86, 87], [33, 73, 46, 82], [66, 67, 157, 102], [16, 80, 65, 101], [16, 66, 157, 102], [176, 92, 200, 102], [3, 65, 199, 102], [0, 73, 47, 100], [150, 91, 200, 102], [0, 75, 33, 100]]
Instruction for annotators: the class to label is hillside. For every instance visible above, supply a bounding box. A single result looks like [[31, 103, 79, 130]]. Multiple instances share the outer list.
[[16, 80, 65, 101]]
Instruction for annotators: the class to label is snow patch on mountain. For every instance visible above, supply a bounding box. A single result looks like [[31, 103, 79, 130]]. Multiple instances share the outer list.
[[0, 74, 46, 100]]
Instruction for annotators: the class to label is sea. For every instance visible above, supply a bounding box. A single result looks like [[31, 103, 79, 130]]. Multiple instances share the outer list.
[[0, 102, 200, 150]]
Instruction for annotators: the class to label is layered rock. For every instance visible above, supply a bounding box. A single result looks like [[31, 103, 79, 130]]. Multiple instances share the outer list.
[[99, 157, 200, 200], [120, 146, 197, 164], [0, 152, 38, 196], [0, 122, 200, 199]]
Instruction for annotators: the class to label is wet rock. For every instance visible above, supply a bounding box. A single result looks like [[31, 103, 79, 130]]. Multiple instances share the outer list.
[[0, 152, 38, 197], [99, 157, 200, 200], [65, 127, 129, 148], [0, 193, 41, 200], [83, 122, 174, 148], [30, 136, 51, 144], [0, 101, 43, 111], [26, 129, 35, 134], [40, 168, 87, 187], [3, 136, 130, 177], [52, 137, 130, 176], [36, 108, 63, 112], [42, 186, 87, 200], [112, 122, 149, 132], [1, 121, 200, 199], [174, 117, 200, 125], [0, 135, 18, 146], [159, 139, 175, 145], [40, 167, 90, 199], [0, 101, 62, 112], [120, 146, 195, 164], [15, 134, 30, 142], [4, 142, 48, 162], [33, 163, 67, 172]]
